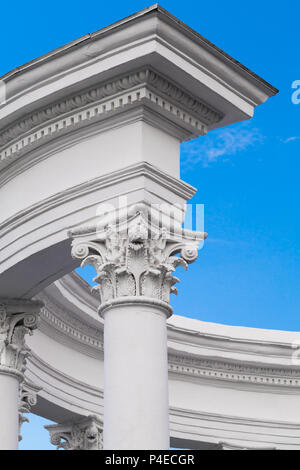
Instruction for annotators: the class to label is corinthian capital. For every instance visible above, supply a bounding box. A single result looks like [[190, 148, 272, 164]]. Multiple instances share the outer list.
[[0, 299, 43, 379], [45, 415, 103, 450], [70, 205, 206, 313]]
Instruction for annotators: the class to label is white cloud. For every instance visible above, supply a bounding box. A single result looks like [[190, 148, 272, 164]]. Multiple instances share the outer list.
[[181, 123, 263, 169], [281, 136, 300, 144]]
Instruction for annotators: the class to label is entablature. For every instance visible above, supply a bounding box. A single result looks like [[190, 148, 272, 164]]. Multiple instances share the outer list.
[[34, 272, 300, 391]]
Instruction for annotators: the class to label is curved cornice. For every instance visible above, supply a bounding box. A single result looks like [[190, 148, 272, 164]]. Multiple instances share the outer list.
[[37, 289, 103, 360], [0, 161, 196, 216], [26, 352, 103, 422], [170, 407, 300, 450], [0, 68, 222, 172], [35, 272, 300, 390], [0, 68, 221, 149], [168, 354, 300, 392], [26, 350, 300, 449]]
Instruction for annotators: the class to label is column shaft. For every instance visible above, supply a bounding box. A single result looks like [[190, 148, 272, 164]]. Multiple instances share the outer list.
[[103, 300, 170, 450], [0, 373, 19, 450]]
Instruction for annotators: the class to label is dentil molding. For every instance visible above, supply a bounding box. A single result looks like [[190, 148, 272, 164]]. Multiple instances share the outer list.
[[35, 273, 300, 391], [168, 353, 300, 389], [0, 68, 222, 171], [38, 291, 103, 358]]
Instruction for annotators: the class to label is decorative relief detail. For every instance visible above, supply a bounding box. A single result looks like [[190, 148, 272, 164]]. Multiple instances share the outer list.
[[169, 354, 300, 388], [18, 379, 42, 441], [0, 300, 42, 378], [145, 69, 221, 124], [70, 205, 205, 309], [45, 415, 103, 450], [0, 68, 223, 165], [16, 283, 300, 390], [38, 299, 103, 351]]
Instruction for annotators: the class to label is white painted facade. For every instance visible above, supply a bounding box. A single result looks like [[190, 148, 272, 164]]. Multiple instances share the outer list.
[[0, 5, 290, 450]]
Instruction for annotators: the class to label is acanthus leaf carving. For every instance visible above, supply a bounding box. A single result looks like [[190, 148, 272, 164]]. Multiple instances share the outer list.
[[18, 378, 42, 442], [45, 415, 103, 450], [70, 205, 206, 312], [0, 300, 42, 377]]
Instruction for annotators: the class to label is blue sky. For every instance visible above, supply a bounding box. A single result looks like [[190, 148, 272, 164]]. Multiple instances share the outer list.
[[1, 0, 298, 450]]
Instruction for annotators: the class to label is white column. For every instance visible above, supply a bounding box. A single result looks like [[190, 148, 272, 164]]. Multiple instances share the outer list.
[[103, 298, 171, 449], [0, 300, 42, 450], [0, 373, 19, 450], [71, 205, 204, 450]]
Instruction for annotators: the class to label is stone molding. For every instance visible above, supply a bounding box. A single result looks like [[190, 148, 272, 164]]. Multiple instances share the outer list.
[[45, 415, 103, 450], [1, 5, 277, 114], [169, 407, 300, 450], [168, 354, 300, 389], [0, 161, 196, 225], [0, 299, 42, 380], [0, 68, 221, 147], [70, 204, 205, 311], [34, 274, 300, 391], [38, 291, 103, 358], [0, 161, 196, 291], [0, 68, 222, 171], [99, 296, 173, 318], [219, 441, 276, 450], [26, 352, 103, 420]]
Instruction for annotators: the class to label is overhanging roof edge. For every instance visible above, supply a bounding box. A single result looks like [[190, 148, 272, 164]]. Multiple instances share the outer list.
[[0, 4, 278, 96]]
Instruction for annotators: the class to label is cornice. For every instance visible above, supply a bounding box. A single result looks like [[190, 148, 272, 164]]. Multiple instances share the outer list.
[[170, 406, 300, 430], [170, 407, 300, 449], [35, 273, 300, 390], [0, 298, 44, 313], [53, 272, 100, 323], [167, 317, 300, 360], [1, 5, 277, 97], [0, 68, 221, 171], [0, 162, 196, 229], [27, 352, 103, 399], [25, 350, 300, 449], [55, 274, 298, 357], [219, 441, 276, 450], [25, 352, 103, 420], [168, 353, 300, 391], [36, 290, 103, 359]]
